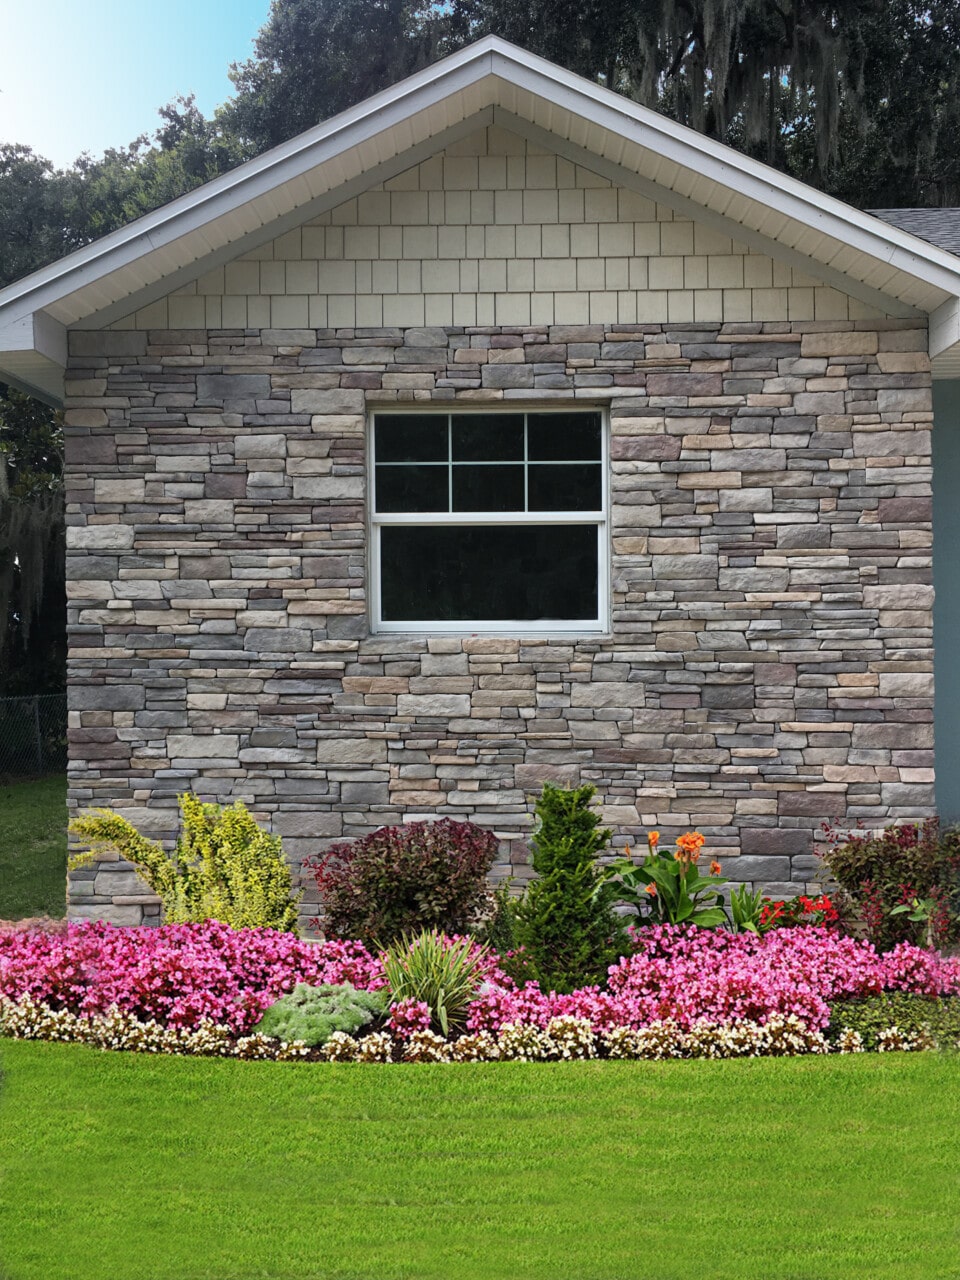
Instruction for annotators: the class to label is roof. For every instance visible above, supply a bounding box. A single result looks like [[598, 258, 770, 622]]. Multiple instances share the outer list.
[[6, 35, 960, 403], [873, 208, 960, 257]]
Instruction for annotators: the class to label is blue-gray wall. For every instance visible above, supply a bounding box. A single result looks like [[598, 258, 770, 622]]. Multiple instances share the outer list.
[[933, 380, 960, 820]]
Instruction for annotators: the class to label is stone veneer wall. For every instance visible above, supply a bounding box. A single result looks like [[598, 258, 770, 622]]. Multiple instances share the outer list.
[[64, 319, 934, 929]]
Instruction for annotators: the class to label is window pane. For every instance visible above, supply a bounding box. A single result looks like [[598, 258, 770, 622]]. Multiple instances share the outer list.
[[375, 464, 448, 513], [380, 525, 598, 622], [452, 414, 524, 461], [528, 412, 602, 461], [453, 465, 524, 511], [375, 414, 448, 462], [528, 464, 602, 511]]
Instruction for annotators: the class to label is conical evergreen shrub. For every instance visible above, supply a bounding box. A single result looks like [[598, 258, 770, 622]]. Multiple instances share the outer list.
[[515, 782, 625, 993]]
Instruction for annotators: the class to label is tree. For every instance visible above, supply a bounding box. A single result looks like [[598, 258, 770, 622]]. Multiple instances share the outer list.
[[0, 388, 64, 694], [221, 0, 451, 152]]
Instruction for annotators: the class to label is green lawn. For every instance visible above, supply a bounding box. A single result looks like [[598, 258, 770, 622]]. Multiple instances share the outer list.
[[0, 776, 67, 921], [1, 1042, 959, 1280]]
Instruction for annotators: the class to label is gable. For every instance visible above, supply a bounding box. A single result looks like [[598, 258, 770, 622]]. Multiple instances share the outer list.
[[114, 126, 889, 333], [5, 35, 960, 404]]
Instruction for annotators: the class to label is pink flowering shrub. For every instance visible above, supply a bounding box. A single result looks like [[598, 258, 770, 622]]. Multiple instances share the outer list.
[[3, 920, 959, 1043], [466, 925, 960, 1034], [0, 920, 381, 1034], [387, 998, 433, 1040]]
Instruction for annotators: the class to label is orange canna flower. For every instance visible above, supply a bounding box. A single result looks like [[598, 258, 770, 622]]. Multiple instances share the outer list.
[[709, 860, 722, 877], [647, 831, 660, 848], [645, 882, 657, 896]]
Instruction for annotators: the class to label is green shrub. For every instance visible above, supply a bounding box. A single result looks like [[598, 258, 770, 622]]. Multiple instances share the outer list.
[[514, 783, 625, 994], [819, 818, 960, 951], [307, 818, 498, 946], [828, 993, 960, 1050], [252, 983, 388, 1046], [69, 794, 300, 932], [381, 930, 490, 1036]]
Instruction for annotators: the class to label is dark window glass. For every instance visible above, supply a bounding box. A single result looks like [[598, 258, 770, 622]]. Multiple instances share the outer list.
[[528, 464, 602, 511], [453, 465, 524, 512], [380, 525, 598, 621], [375, 415, 448, 462], [375, 464, 448, 513], [451, 414, 524, 461], [528, 412, 601, 461]]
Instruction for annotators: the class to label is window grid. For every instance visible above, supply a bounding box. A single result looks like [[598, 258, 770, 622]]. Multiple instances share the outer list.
[[369, 408, 609, 635]]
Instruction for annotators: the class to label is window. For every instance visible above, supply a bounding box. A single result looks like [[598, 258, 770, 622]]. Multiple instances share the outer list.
[[370, 409, 608, 633]]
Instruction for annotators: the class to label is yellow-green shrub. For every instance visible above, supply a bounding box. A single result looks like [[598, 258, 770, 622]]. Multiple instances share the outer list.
[[69, 794, 300, 932]]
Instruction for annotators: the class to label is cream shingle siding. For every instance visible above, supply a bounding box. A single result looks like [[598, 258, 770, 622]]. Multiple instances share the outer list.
[[112, 127, 888, 332]]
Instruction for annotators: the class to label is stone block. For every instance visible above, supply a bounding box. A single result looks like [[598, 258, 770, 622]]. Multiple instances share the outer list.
[[235, 434, 287, 458], [740, 828, 812, 856], [481, 364, 534, 388], [646, 372, 722, 396], [66, 525, 134, 550], [795, 391, 846, 414], [183, 500, 234, 523], [514, 763, 580, 788], [570, 682, 642, 708], [167, 734, 240, 758], [249, 728, 298, 749], [242, 628, 314, 652], [291, 388, 365, 413], [722, 856, 791, 882], [853, 431, 930, 457], [180, 554, 230, 579], [778, 791, 846, 817], [404, 328, 449, 347], [69, 685, 145, 711], [66, 555, 119, 581], [69, 331, 147, 357], [877, 497, 932, 523], [862, 584, 934, 610], [197, 374, 271, 401], [800, 331, 878, 357], [877, 672, 933, 699], [652, 554, 719, 579], [397, 694, 471, 716], [876, 389, 931, 414], [316, 738, 388, 764], [701, 683, 754, 709], [94, 869, 150, 897], [68, 904, 144, 925], [340, 781, 390, 805], [611, 435, 681, 461]]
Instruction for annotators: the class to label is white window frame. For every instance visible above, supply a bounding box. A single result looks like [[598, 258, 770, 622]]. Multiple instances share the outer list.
[[368, 405, 610, 635]]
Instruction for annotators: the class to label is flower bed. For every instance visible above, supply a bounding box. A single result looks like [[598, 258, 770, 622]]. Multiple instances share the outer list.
[[2, 920, 959, 1061], [0, 920, 381, 1034]]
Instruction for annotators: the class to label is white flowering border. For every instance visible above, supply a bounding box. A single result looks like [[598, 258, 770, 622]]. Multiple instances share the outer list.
[[0, 996, 941, 1061]]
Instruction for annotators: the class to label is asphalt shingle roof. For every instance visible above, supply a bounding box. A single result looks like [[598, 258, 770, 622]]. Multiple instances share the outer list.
[[872, 208, 960, 256]]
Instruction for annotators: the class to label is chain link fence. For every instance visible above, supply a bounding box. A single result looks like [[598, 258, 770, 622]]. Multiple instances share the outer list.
[[0, 694, 67, 781]]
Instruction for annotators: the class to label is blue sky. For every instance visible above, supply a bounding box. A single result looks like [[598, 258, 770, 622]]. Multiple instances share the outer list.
[[0, 0, 273, 167]]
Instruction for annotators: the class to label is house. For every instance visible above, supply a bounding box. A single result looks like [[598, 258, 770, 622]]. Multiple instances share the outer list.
[[1, 37, 957, 929]]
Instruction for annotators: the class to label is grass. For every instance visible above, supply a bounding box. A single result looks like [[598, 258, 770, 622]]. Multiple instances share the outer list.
[[1, 1042, 959, 1279], [0, 776, 66, 920]]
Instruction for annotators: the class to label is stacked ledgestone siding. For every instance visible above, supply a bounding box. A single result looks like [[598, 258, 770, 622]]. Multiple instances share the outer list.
[[63, 320, 934, 930]]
